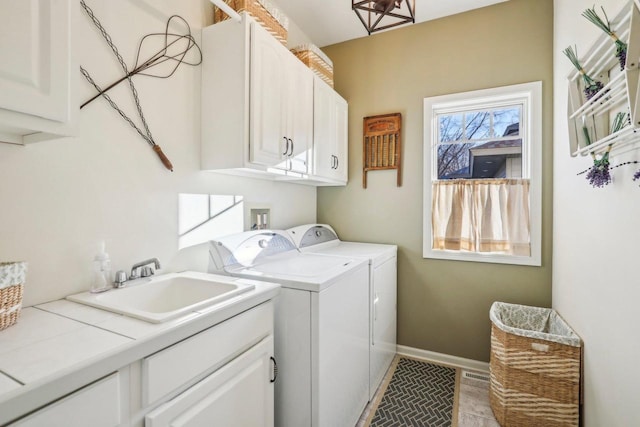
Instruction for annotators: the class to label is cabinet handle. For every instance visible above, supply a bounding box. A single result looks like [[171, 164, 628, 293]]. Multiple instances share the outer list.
[[331, 155, 339, 169], [288, 138, 294, 156], [270, 356, 278, 383], [282, 137, 289, 156]]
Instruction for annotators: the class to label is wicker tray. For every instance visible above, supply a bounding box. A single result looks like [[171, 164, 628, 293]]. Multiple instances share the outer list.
[[214, 0, 288, 45], [0, 262, 27, 331], [489, 302, 581, 427], [291, 44, 334, 88]]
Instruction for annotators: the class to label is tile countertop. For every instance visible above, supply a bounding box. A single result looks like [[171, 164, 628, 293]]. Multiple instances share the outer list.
[[0, 276, 280, 426]]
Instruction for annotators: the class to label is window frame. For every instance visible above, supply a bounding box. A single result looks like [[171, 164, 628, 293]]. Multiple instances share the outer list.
[[423, 81, 542, 266]]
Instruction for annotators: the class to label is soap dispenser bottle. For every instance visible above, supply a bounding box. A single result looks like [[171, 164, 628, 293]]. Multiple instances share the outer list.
[[91, 241, 112, 293]]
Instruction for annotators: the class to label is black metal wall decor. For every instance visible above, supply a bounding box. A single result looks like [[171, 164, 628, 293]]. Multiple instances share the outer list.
[[79, 0, 202, 171], [352, 0, 415, 35]]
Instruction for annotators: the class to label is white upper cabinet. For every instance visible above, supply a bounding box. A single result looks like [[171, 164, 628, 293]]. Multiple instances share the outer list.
[[0, 0, 76, 144], [201, 14, 313, 179], [249, 24, 312, 173], [250, 27, 288, 168], [285, 54, 313, 174], [312, 78, 348, 184]]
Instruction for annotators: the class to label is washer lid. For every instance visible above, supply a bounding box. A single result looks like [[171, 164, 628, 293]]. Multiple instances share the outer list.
[[228, 252, 367, 292], [303, 241, 397, 266], [252, 253, 351, 276], [209, 230, 297, 271]]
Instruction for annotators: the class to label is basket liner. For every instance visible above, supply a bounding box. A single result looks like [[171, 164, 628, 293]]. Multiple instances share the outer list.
[[0, 262, 27, 290], [490, 301, 581, 347]]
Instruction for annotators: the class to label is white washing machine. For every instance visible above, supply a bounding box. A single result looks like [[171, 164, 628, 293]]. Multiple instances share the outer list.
[[287, 224, 397, 400], [208, 230, 369, 427]]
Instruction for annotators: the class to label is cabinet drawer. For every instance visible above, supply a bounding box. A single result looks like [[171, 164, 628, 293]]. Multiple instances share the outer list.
[[142, 302, 273, 405], [10, 373, 121, 427], [145, 335, 274, 427]]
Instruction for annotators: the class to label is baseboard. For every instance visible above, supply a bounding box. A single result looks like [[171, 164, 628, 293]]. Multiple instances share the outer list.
[[396, 345, 490, 373]]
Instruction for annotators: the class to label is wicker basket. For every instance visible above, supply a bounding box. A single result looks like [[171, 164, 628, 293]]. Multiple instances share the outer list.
[[489, 302, 582, 427], [214, 0, 288, 45], [291, 44, 334, 88], [0, 262, 27, 331]]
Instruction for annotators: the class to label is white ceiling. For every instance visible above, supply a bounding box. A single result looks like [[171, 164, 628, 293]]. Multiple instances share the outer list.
[[272, 0, 510, 47]]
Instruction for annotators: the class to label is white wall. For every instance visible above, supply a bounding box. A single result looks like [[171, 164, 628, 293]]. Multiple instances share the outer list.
[[553, 1, 640, 425], [0, 0, 316, 307]]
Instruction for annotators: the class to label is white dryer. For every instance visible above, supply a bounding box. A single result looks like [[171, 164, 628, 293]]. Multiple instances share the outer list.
[[208, 230, 369, 427], [287, 224, 397, 400]]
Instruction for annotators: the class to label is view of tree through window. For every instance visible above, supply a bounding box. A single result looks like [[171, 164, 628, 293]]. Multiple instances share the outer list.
[[424, 82, 541, 265], [437, 106, 522, 179]]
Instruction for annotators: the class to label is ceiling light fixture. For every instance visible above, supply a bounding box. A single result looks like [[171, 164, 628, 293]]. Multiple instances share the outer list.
[[352, 0, 416, 35]]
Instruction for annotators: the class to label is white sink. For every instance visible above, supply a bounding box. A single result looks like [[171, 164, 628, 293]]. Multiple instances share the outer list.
[[67, 272, 254, 323]]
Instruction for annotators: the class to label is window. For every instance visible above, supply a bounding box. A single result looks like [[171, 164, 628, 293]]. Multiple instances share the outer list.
[[423, 82, 542, 266]]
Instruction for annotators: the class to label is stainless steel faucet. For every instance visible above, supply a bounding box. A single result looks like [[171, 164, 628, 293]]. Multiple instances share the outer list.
[[130, 258, 161, 279], [114, 258, 161, 288]]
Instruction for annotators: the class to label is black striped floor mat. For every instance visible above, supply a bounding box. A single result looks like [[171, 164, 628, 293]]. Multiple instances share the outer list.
[[369, 357, 456, 427]]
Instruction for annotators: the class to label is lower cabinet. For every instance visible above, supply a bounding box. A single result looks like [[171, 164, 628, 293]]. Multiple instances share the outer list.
[[141, 301, 274, 408], [9, 374, 122, 427], [6, 302, 275, 427], [145, 335, 274, 427], [141, 302, 275, 427]]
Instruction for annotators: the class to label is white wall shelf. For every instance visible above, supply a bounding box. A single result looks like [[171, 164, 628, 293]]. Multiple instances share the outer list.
[[567, 0, 640, 156]]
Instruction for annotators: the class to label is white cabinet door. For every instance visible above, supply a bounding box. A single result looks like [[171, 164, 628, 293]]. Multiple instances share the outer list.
[[250, 23, 287, 168], [312, 79, 348, 184], [313, 79, 335, 179], [201, 14, 315, 180], [10, 373, 122, 427], [334, 94, 349, 182], [286, 55, 313, 174], [142, 301, 273, 406], [145, 336, 275, 427], [249, 22, 313, 174], [0, 0, 75, 144], [0, 0, 71, 123]]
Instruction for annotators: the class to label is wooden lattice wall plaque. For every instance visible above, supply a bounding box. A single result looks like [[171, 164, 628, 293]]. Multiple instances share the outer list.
[[362, 113, 402, 188]]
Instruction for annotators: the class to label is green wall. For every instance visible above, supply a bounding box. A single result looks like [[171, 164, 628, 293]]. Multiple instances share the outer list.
[[319, 0, 554, 362]]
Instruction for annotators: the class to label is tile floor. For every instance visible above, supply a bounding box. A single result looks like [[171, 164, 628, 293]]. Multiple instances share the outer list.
[[357, 360, 500, 427], [457, 373, 500, 427]]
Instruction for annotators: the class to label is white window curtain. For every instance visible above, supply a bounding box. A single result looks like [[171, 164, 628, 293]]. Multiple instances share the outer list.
[[431, 179, 530, 256]]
